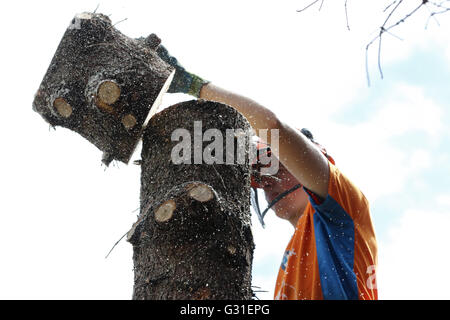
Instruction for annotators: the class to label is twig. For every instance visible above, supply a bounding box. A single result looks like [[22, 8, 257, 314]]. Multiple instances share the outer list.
[[425, 3, 441, 27], [251, 285, 268, 300], [297, 0, 321, 13], [132, 206, 140, 213], [381, 0, 404, 31], [384, 0, 399, 13], [428, 2, 450, 18], [344, 0, 350, 30], [377, 30, 384, 79], [383, 2, 424, 34], [365, 0, 429, 85], [365, 44, 371, 87], [383, 28, 404, 41], [429, 1, 450, 10], [113, 18, 128, 27], [319, 0, 325, 11], [105, 231, 128, 259]]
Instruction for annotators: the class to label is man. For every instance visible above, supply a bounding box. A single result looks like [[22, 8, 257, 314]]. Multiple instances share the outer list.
[[157, 45, 378, 300]]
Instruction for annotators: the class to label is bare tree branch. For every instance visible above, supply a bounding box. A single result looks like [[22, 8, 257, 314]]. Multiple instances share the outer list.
[[345, 0, 351, 30], [319, 0, 325, 11], [384, 1, 400, 13], [297, 0, 450, 86], [113, 17, 128, 27], [105, 231, 128, 259], [365, 1, 436, 85]]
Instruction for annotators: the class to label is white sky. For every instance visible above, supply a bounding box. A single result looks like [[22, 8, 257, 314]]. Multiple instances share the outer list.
[[1, 0, 450, 299]]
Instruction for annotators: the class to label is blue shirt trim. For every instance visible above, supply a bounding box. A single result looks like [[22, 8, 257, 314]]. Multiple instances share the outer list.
[[308, 191, 358, 300]]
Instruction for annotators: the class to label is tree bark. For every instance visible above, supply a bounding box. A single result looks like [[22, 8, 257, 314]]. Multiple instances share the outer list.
[[32, 12, 174, 165], [128, 100, 255, 300]]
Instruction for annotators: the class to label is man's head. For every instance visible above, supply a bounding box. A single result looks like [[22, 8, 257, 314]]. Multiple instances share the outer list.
[[251, 128, 333, 227], [258, 160, 309, 227]]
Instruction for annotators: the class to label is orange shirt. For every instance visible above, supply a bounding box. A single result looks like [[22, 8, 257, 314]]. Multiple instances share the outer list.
[[274, 164, 378, 300]]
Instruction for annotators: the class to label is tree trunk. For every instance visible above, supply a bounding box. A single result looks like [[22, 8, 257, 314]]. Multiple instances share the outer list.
[[32, 12, 174, 165], [127, 100, 255, 300]]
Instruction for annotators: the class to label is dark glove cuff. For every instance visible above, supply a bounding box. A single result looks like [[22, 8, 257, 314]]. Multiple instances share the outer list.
[[188, 74, 209, 97]]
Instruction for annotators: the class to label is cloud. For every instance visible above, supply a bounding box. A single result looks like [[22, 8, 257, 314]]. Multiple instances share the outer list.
[[372, 84, 443, 138], [316, 83, 443, 202], [377, 208, 450, 299], [437, 194, 450, 207]]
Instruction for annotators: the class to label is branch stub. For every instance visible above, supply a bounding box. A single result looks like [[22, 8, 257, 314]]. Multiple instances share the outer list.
[[154, 199, 176, 222], [188, 183, 214, 203], [122, 114, 137, 130], [53, 97, 73, 118], [97, 80, 121, 105]]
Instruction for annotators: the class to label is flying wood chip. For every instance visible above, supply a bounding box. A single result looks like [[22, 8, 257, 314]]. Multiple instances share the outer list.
[[32, 12, 174, 165]]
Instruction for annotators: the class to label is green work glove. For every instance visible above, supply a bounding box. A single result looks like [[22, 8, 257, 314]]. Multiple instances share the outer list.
[[156, 45, 209, 97]]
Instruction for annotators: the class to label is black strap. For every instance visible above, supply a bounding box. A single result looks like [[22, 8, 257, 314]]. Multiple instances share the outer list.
[[260, 184, 302, 220], [251, 187, 265, 228]]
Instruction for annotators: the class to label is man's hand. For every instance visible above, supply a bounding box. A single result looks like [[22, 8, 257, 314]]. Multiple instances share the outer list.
[[156, 45, 208, 97]]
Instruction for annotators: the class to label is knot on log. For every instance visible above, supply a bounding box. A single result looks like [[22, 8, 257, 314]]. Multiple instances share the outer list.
[[154, 199, 176, 223], [97, 80, 121, 107], [186, 182, 215, 203], [53, 97, 73, 118], [127, 181, 219, 245]]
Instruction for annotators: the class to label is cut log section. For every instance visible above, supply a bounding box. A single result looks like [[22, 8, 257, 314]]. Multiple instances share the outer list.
[[32, 12, 174, 165], [129, 100, 254, 300]]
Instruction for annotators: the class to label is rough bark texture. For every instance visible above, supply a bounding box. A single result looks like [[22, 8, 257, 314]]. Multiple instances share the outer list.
[[128, 100, 255, 300], [32, 12, 174, 165]]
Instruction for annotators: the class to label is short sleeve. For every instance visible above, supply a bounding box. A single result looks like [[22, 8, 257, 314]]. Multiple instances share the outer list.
[[305, 163, 369, 223]]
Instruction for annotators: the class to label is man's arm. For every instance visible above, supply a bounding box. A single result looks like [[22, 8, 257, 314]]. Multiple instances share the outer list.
[[200, 83, 330, 199], [156, 46, 330, 199]]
